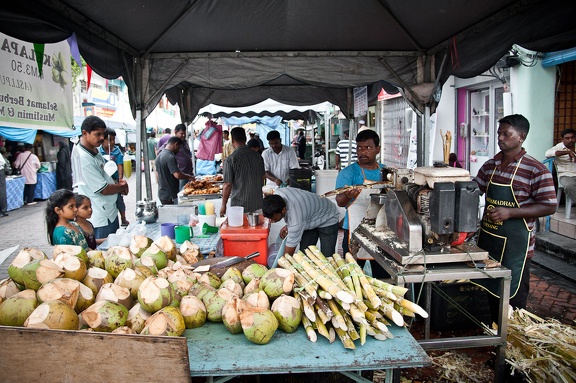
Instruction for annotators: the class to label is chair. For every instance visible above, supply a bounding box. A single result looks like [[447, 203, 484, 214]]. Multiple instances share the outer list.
[[546, 157, 572, 220]]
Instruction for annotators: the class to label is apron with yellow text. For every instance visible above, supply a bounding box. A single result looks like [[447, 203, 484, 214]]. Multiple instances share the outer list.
[[475, 158, 530, 298]]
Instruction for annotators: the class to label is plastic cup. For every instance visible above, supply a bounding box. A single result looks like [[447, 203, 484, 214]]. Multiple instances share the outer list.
[[205, 201, 215, 216], [227, 206, 244, 227], [175, 225, 191, 243], [198, 203, 206, 215], [202, 223, 219, 234], [160, 223, 176, 239]]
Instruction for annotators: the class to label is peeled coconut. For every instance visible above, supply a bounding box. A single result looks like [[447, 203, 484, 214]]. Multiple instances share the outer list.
[[137, 276, 174, 313], [260, 268, 295, 299], [188, 283, 215, 300], [105, 246, 134, 279], [86, 250, 106, 269], [126, 303, 151, 333], [111, 326, 136, 335], [179, 295, 206, 329], [21, 259, 63, 291], [179, 241, 200, 265], [134, 256, 158, 275], [75, 283, 96, 314], [219, 278, 243, 297], [129, 235, 153, 258], [153, 236, 178, 262], [221, 267, 245, 286], [140, 244, 167, 271], [244, 277, 261, 295], [24, 300, 79, 330], [221, 295, 243, 334], [271, 294, 302, 333], [96, 283, 133, 310], [82, 267, 114, 295], [114, 267, 148, 299], [53, 253, 88, 281], [141, 306, 185, 336], [240, 306, 279, 345], [0, 289, 39, 326], [37, 278, 81, 308], [0, 278, 21, 303], [202, 288, 233, 322], [198, 272, 221, 289], [53, 244, 88, 265], [7, 247, 47, 285], [81, 300, 129, 332], [171, 279, 195, 303], [243, 290, 270, 309], [242, 263, 268, 284]]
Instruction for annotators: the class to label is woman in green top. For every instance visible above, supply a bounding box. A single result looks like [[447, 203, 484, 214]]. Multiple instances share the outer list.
[[46, 189, 89, 251]]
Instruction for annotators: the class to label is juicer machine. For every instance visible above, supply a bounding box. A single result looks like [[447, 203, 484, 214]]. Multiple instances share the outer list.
[[351, 166, 489, 267]]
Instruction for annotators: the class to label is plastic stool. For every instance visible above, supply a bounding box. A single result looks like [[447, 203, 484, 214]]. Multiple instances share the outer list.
[[557, 186, 572, 219]]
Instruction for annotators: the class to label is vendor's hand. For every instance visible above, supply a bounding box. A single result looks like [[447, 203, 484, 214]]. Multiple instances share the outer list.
[[118, 179, 127, 186], [220, 205, 227, 218], [275, 178, 282, 186], [486, 207, 511, 223], [279, 225, 288, 239], [342, 186, 361, 200]]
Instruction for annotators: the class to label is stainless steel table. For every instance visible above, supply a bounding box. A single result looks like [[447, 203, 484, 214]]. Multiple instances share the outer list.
[[352, 229, 512, 383]]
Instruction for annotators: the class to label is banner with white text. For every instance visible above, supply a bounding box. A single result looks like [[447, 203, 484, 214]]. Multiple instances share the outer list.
[[0, 32, 73, 131]]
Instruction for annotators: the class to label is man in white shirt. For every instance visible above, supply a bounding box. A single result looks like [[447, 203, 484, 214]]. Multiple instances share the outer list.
[[72, 116, 129, 240], [335, 130, 357, 170], [545, 128, 576, 203], [262, 130, 300, 187]]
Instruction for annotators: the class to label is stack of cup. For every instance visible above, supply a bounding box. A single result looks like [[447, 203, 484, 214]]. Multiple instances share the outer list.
[[195, 202, 217, 236]]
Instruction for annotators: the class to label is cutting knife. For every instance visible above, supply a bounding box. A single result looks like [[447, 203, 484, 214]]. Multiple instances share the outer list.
[[210, 251, 260, 269]]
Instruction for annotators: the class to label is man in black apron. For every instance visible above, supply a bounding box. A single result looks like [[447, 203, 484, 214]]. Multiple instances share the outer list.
[[474, 114, 557, 321]]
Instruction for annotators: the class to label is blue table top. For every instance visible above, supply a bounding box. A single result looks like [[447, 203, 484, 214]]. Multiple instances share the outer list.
[[186, 322, 430, 376]]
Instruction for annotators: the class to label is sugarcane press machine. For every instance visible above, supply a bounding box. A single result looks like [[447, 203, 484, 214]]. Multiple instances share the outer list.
[[351, 166, 489, 272]]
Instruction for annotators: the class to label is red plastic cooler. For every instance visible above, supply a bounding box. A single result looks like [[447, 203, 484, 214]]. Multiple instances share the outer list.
[[220, 214, 270, 265]]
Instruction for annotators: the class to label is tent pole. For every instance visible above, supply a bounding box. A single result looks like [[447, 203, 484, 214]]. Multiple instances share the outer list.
[[324, 108, 330, 169]]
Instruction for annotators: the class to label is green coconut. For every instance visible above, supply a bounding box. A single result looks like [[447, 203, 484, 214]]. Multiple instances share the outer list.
[[7, 248, 47, 285], [179, 295, 206, 329], [259, 268, 295, 299], [140, 244, 167, 271], [129, 235, 154, 258], [243, 290, 270, 309], [137, 276, 174, 313], [80, 300, 129, 332], [53, 244, 88, 265], [126, 303, 151, 333], [202, 288, 233, 322], [153, 236, 178, 262], [243, 277, 261, 295], [241, 263, 268, 284], [111, 326, 136, 335], [141, 306, 185, 336], [134, 257, 158, 276], [270, 294, 302, 333], [53, 253, 88, 281], [37, 278, 81, 308], [219, 278, 244, 298], [86, 250, 106, 269], [21, 259, 63, 291], [240, 306, 279, 345], [0, 289, 39, 326], [188, 283, 215, 301], [82, 267, 114, 296], [221, 295, 244, 334], [96, 283, 133, 310], [179, 241, 201, 265], [0, 278, 21, 303], [171, 279, 195, 302], [115, 267, 148, 299], [198, 272, 221, 289], [104, 246, 134, 279], [221, 267, 245, 286], [75, 283, 96, 314], [24, 300, 79, 330]]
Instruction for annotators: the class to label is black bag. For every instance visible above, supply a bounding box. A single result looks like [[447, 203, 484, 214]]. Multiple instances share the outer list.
[[12, 153, 31, 176]]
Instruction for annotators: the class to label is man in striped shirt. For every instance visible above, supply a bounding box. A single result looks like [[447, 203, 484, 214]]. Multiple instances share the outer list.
[[335, 130, 357, 170], [220, 127, 265, 217], [263, 187, 339, 256], [474, 114, 556, 316]]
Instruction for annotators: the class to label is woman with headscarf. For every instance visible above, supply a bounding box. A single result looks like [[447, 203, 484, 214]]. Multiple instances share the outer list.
[[56, 140, 73, 190]]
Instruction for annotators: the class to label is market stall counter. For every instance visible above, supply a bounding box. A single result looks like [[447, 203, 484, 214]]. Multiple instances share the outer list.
[[34, 171, 57, 200], [5, 175, 24, 211]]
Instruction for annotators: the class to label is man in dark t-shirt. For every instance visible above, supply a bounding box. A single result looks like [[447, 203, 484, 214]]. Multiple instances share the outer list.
[[155, 137, 194, 205]]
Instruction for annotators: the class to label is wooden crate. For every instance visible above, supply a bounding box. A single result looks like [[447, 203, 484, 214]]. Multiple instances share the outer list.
[[0, 326, 191, 383]]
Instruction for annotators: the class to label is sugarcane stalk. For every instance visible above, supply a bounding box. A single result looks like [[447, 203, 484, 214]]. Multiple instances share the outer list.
[[301, 314, 317, 342], [315, 302, 331, 324], [391, 296, 428, 318], [366, 324, 389, 341], [367, 275, 408, 297], [359, 323, 367, 346], [315, 296, 334, 321], [314, 315, 331, 340], [326, 299, 347, 330], [292, 252, 355, 304], [365, 309, 391, 334], [348, 303, 368, 325], [334, 326, 356, 349], [328, 326, 336, 344], [347, 263, 364, 302], [377, 300, 405, 327], [304, 248, 350, 292], [346, 253, 381, 309], [343, 312, 360, 341], [318, 288, 333, 300], [301, 294, 317, 322], [278, 255, 318, 301], [394, 303, 415, 318]]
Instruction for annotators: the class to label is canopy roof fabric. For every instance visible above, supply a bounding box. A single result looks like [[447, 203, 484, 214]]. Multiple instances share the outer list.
[[199, 99, 332, 120], [1, 0, 575, 120]]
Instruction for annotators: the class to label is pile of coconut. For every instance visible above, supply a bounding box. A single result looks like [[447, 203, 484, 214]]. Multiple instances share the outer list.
[[0, 236, 298, 345]]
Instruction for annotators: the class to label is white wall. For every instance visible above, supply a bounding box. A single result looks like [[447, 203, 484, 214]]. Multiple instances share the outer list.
[[509, 63, 556, 160], [432, 76, 456, 163]]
